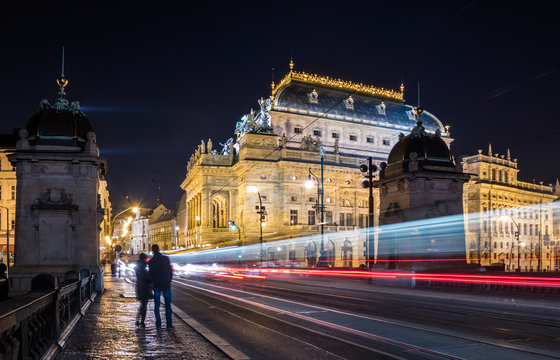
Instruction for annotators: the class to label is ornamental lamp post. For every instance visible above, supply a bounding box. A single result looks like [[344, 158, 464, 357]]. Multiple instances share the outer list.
[[247, 185, 266, 265], [360, 157, 378, 269], [305, 145, 326, 267]]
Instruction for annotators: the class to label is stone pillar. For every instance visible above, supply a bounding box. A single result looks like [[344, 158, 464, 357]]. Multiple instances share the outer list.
[[8, 131, 107, 294]]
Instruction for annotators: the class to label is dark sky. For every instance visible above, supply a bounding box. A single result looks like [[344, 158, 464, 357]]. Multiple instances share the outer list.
[[1, 1, 558, 210]]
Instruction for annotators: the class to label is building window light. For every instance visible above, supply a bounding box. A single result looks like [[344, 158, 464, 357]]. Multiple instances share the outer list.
[[382, 139, 390, 146], [313, 129, 322, 137], [375, 102, 386, 115], [367, 137, 374, 144], [291, 175, 298, 180], [331, 132, 339, 139], [349, 135, 357, 141]]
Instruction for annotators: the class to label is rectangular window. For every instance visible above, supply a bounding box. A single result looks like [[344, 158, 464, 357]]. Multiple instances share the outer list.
[[331, 132, 339, 139], [359, 214, 364, 228], [290, 195, 297, 202], [346, 213, 352, 227], [325, 211, 333, 225], [294, 127, 302, 134], [0, 186, 2, 200], [349, 135, 357, 141], [382, 139, 390, 146], [339, 213, 345, 226], [290, 210, 298, 225], [11, 186, 15, 200], [308, 210, 316, 225], [529, 224, 533, 236], [11, 220, 15, 230], [308, 196, 315, 203], [289, 250, 296, 261], [313, 130, 322, 137], [366, 137, 374, 144]]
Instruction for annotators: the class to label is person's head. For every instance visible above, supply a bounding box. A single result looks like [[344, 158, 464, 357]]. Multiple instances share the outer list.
[[151, 244, 160, 254], [139, 253, 146, 261]]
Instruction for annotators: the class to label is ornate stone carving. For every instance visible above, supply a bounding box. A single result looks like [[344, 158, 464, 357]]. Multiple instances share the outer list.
[[32, 188, 78, 211], [220, 138, 235, 155], [425, 201, 451, 218], [235, 97, 273, 137], [299, 135, 321, 151]]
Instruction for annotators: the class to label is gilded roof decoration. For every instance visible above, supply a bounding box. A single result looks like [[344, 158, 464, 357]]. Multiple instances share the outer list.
[[272, 70, 404, 101]]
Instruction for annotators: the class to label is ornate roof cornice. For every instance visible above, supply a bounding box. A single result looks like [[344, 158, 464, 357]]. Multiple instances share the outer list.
[[272, 70, 404, 102]]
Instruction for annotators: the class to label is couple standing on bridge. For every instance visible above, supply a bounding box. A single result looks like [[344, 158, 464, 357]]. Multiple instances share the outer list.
[[135, 244, 173, 329]]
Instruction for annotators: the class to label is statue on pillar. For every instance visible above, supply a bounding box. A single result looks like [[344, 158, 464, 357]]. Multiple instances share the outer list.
[[200, 140, 206, 154], [207, 139, 213, 154]]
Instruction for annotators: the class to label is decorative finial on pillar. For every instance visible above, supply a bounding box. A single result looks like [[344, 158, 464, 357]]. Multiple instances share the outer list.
[[400, 75, 404, 94], [56, 46, 69, 102], [555, 178, 560, 196], [289, 57, 294, 72], [488, 143, 492, 156], [506, 148, 511, 161], [271, 67, 275, 91], [414, 81, 423, 126]]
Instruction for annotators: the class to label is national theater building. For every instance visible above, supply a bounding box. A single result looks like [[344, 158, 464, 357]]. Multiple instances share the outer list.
[[181, 63, 559, 270], [181, 63, 450, 268]]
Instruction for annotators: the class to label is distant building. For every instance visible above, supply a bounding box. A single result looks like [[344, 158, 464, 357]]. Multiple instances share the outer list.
[[0, 130, 17, 266], [147, 204, 178, 251], [462, 146, 559, 271]]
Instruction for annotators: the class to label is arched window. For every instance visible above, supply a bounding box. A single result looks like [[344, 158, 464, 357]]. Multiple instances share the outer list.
[[342, 239, 353, 267], [212, 196, 227, 228]]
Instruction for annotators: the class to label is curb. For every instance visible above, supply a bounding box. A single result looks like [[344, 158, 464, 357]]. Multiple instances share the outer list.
[[173, 307, 250, 360]]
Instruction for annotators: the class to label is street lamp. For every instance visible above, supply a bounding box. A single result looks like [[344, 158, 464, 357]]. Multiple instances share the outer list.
[[501, 215, 522, 271], [228, 220, 241, 244], [306, 166, 325, 266], [195, 215, 201, 247], [360, 157, 378, 269], [247, 185, 266, 265], [0, 205, 10, 278]]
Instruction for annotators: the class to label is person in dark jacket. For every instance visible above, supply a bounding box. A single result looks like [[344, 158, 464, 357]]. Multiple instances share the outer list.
[[148, 244, 173, 328], [135, 253, 152, 327]]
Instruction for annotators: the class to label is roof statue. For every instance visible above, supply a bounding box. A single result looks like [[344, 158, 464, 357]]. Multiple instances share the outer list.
[[235, 97, 274, 138], [219, 138, 235, 155]]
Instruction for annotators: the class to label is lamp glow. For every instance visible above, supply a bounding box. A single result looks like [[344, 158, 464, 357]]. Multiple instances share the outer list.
[[247, 185, 258, 194]]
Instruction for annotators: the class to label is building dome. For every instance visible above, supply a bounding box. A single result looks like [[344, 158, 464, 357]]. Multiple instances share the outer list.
[[387, 119, 453, 166], [25, 76, 93, 148]]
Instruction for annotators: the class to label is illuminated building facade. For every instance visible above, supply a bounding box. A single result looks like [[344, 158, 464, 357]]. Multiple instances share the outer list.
[[181, 63, 449, 267], [147, 204, 178, 251], [462, 146, 559, 271], [0, 131, 17, 266]]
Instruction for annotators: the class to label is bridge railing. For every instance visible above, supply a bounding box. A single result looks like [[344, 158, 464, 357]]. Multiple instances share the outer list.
[[0, 274, 97, 360]]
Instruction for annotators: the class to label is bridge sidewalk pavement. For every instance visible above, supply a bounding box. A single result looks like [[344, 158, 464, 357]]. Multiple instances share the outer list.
[[54, 274, 230, 360]]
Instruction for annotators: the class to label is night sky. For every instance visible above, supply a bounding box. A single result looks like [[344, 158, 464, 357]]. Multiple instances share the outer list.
[[1, 1, 558, 210]]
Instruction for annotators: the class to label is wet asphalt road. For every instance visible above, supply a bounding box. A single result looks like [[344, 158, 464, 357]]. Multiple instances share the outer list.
[[171, 275, 560, 360]]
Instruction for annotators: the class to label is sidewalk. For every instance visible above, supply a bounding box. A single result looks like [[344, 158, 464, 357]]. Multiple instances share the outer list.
[[55, 274, 229, 360]]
